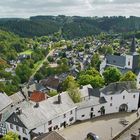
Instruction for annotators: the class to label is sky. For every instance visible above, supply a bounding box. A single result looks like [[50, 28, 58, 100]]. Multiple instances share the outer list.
[[0, 0, 140, 18]]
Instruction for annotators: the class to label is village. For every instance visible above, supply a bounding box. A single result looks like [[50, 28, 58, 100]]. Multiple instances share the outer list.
[[0, 35, 140, 140]]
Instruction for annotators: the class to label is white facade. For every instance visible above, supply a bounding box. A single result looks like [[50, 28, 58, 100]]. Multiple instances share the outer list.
[[76, 86, 139, 121], [76, 103, 107, 121], [6, 122, 30, 140], [100, 90, 139, 113], [3, 84, 140, 140], [125, 55, 133, 69], [32, 108, 76, 134]]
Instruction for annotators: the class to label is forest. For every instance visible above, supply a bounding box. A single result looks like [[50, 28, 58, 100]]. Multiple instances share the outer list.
[[0, 16, 140, 39]]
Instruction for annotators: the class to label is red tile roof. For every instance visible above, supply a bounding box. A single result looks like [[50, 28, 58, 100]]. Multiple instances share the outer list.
[[30, 91, 46, 102]]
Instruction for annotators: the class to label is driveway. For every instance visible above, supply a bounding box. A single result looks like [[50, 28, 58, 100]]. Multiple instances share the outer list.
[[58, 112, 139, 140]]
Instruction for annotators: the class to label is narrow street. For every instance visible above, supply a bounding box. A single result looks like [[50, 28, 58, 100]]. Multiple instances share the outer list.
[[29, 49, 55, 82]]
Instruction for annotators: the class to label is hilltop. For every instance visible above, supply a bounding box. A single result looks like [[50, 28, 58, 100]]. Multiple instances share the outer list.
[[0, 16, 140, 39]]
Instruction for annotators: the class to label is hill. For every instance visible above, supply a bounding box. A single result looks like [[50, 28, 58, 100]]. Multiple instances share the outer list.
[[0, 16, 140, 39]]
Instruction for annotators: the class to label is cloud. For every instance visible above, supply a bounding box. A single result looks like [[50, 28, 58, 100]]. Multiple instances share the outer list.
[[0, 0, 139, 18]]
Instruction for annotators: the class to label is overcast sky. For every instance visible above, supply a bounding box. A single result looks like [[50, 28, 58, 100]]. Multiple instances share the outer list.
[[0, 0, 140, 18]]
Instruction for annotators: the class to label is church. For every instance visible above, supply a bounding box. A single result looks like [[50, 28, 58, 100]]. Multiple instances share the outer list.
[[100, 36, 140, 88]]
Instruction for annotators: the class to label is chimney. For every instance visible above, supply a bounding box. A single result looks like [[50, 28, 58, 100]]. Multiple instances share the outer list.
[[34, 102, 39, 108], [16, 108, 22, 115], [58, 94, 61, 104]]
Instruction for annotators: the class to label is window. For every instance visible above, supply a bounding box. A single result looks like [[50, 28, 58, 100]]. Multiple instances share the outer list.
[[123, 96, 125, 99], [69, 117, 74, 122], [18, 135, 21, 140], [22, 128, 26, 134], [133, 95, 136, 98], [63, 114, 66, 118], [23, 137, 28, 140], [48, 127, 52, 132], [128, 61, 130, 66], [113, 60, 116, 63], [82, 115, 85, 117], [91, 108, 93, 111], [16, 126, 19, 131], [48, 120, 52, 125], [14, 117, 18, 123], [60, 123, 63, 127], [110, 103, 112, 106], [70, 110, 72, 115], [110, 97, 113, 100], [53, 125, 58, 130], [10, 124, 13, 129]]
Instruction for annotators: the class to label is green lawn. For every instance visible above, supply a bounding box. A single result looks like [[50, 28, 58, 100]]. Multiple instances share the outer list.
[[19, 49, 33, 55]]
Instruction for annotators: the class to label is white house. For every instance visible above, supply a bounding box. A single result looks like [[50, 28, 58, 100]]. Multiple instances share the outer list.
[[5, 92, 77, 140], [76, 82, 140, 121], [1, 82, 140, 140]]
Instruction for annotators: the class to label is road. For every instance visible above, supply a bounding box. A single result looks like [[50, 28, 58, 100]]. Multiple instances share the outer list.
[[58, 112, 139, 140], [29, 49, 55, 82], [116, 119, 140, 140]]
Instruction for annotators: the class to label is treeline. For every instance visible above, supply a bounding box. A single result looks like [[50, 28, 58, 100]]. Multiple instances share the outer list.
[[0, 16, 140, 39], [0, 29, 28, 61]]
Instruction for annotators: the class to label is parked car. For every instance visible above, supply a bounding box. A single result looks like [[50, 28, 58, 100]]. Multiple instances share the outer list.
[[86, 132, 99, 140]]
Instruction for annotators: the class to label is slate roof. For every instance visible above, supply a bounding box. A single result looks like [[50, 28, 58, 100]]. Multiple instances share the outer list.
[[10, 91, 25, 104], [106, 54, 126, 68], [10, 83, 46, 104], [101, 81, 138, 95], [0, 92, 12, 112], [13, 92, 76, 130], [34, 131, 65, 140], [77, 85, 106, 109], [41, 77, 60, 90]]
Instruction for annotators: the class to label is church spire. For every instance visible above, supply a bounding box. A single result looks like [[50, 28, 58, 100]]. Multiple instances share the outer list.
[[130, 35, 136, 53]]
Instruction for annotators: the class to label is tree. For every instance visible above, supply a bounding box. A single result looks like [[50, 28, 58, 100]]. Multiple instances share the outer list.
[[67, 80, 81, 103], [16, 63, 32, 83], [48, 90, 58, 97], [61, 76, 78, 91], [2, 131, 19, 140], [103, 67, 122, 85], [99, 45, 113, 55], [0, 82, 5, 92], [34, 72, 44, 82], [47, 56, 54, 63], [78, 68, 104, 88], [120, 71, 136, 82], [90, 53, 101, 70]]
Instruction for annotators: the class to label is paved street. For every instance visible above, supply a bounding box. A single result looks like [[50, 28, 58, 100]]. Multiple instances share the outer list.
[[58, 112, 139, 140], [116, 119, 140, 140]]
